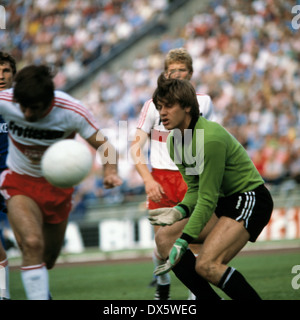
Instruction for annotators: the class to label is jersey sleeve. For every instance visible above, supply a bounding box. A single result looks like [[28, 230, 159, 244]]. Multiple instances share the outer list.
[[75, 108, 99, 139], [137, 100, 157, 134], [197, 95, 215, 120], [0, 89, 14, 116], [55, 91, 99, 139]]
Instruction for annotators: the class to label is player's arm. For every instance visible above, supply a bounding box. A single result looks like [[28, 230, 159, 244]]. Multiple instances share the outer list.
[[199, 95, 215, 120], [86, 131, 122, 189], [130, 128, 164, 202]]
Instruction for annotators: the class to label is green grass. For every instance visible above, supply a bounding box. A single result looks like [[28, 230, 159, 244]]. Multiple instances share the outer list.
[[9, 251, 300, 300]]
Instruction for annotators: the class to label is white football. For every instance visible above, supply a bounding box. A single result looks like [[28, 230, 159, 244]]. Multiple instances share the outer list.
[[41, 139, 93, 188]]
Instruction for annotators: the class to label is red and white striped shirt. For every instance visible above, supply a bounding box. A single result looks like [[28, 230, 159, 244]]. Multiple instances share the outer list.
[[0, 89, 99, 177], [137, 93, 214, 170]]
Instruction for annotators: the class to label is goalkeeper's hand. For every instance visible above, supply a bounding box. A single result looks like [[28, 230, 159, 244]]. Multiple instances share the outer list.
[[148, 206, 186, 226], [154, 238, 188, 275]]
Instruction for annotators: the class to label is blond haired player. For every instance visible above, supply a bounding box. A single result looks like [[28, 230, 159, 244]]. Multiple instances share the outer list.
[[0, 52, 16, 300], [131, 48, 214, 299], [0, 65, 122, 300]]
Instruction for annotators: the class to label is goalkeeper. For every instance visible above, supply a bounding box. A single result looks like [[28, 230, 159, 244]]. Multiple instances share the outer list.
[[149, 74, 274, 300]]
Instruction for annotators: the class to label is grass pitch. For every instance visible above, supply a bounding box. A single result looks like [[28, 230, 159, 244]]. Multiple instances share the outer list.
[[8, 250, 299, 300]]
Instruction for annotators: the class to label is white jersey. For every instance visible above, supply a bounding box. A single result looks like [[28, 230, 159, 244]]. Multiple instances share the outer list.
[[137, 93, 214, 170], [0, 89, 99, 177]]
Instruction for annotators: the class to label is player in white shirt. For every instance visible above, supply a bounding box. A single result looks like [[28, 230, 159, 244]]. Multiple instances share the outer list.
[[0, 65, 122, 300], [131, 48, 214, 300]]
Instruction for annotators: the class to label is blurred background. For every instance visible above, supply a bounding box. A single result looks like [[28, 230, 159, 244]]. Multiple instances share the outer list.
[[1, 0, 300, 255]]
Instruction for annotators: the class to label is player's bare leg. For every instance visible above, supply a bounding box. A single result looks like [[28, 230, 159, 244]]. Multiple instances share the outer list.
[[195, 216, 261, 299], [43, 220, 68, 269], [7, 195, 44, 266], [186, 214, 219, 300], [155, 214, 222, 300], [7, 195, 49, 299], [155, 214, 219, 259], [155, 219, 188, 260], [152, 219, 208, 299]]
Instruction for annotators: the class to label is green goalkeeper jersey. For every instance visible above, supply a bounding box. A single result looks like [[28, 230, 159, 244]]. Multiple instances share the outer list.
[[168, 117, 264, 239]]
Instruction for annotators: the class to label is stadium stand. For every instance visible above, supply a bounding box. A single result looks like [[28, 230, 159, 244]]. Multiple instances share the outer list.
[[73, 0, 300, 205], [0, 0, 169, 88]]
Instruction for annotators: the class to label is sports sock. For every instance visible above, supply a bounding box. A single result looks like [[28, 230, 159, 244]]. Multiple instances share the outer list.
[[0, 258, 10, 299], [21, 263, 49, 300], [187, 252, 198, 300], [172, 249, 221, 300], [153, 249, 170, 285], [218, 267, 261, 300]]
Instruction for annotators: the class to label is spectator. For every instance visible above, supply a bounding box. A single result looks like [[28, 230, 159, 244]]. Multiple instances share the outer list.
[[0, 0, 168, 88], [3, 0, 299, 201]]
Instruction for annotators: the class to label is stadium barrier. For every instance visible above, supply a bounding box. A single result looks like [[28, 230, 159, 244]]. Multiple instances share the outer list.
[[258, 207, 300, 241], [69, 199, 155, 253], [62, 185, 300, 253], [65, 206, 300, 253], [4, 186, 300, 255]]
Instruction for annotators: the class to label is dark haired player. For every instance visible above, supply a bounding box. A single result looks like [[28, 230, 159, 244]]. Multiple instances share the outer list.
[[149, 74, 273, 300], [0, 65, 122, 299]]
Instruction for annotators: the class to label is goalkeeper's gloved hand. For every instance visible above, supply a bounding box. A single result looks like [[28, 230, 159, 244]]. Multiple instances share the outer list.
[[148, 206, 187, 226], [154, 238, 188, 275]]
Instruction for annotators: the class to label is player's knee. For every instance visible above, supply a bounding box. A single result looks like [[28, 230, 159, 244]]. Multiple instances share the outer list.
[[22, 235, 43, 254], [195, 258, 216, 281], [154, 233, 169, 260]]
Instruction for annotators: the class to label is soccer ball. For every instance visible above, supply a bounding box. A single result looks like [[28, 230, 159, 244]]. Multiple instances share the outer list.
[[41, 139, 93, 188]]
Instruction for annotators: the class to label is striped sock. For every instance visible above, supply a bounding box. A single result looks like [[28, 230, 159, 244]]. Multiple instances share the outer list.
[[21, 263, 49, 300], [218, 267, 261, 300], [172, 249, 221, 300]]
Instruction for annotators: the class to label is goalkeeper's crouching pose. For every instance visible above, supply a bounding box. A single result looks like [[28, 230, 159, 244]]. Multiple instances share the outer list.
[[149, 73, 274, 300]]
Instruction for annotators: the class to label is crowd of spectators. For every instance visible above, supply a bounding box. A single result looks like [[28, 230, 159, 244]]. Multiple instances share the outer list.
[[0, 0, 168, 88], [0, 0, 168, 208], [78, 0, 300, 205], [1, 0, 300, 209], [186, 0, 300, 189]]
